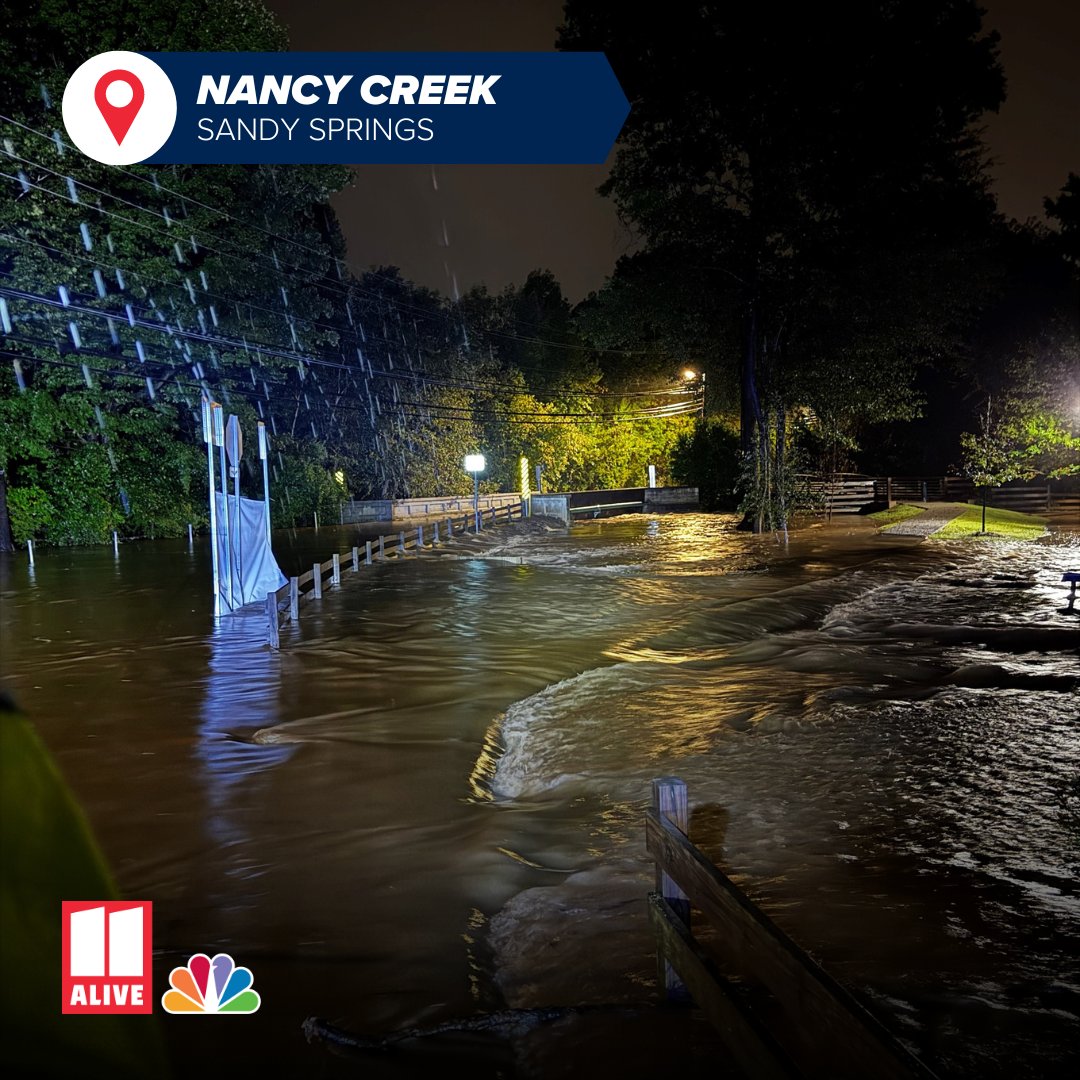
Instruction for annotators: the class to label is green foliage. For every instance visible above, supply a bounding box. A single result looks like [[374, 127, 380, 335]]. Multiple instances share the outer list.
[[867, 504, 926, 527], [961, 396, 1080, 489], [5, 483, 54, 540], [670, 419, 741, 510]]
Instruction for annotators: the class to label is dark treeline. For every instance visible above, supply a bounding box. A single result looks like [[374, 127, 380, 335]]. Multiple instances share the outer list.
[[0, 0, 1076, 547], [560, 0, 1078, 530], [0, 1, 698, 547]]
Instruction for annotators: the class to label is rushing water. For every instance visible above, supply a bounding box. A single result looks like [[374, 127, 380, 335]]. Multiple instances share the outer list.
[[2, 513, 1078, 1077]]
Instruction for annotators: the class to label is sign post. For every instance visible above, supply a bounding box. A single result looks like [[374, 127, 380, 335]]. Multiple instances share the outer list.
[[201, 396, 221, 617], [212, 403, 232, 611], [519, 455, 531, 518], [226, 415, 243, 590], [258, 421, 272, 544], [464, 454, 485, 532]]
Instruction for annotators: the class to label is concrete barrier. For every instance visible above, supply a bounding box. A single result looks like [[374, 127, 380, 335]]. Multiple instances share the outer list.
[[531, 495, 571, 525], [645, 486, 699, 510]]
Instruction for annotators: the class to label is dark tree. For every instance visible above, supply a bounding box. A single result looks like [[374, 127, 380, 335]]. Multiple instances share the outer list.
[[559, 1, 1005, 529]]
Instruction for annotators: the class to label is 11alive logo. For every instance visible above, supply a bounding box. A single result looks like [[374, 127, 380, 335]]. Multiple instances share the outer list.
[[61, 901, 261, 1015], [62, 901, 154, 1014]]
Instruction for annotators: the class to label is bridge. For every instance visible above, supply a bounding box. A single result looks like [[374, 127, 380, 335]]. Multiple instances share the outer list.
[[342, 486, 701, 526]]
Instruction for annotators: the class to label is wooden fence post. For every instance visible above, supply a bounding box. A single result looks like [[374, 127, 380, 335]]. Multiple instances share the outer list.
[[352, 546, 359, 571], [289, 577, 299, 621], [365, 540, 372, 565], [398, 530, 406, 554], [446, 517, 453, 537], [433, 521, 441, 544], [652, 777, 690, 1001], [378, 535, 385, 559], [312, 563, 322, 599], [417, 524, 425, 548], [266, 593, 279, 650], [332, 553, 341, 586], [886, 476, 893, 507]]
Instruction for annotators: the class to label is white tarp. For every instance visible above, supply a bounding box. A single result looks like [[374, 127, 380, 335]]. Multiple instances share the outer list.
[[214, 493, 286, 612]]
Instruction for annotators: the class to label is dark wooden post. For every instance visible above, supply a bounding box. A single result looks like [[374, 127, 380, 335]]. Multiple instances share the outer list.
[[312, 563, 322, 599], [886, 476, 893, 507], [652, 776, 690, 1001], [446, 517, 453, 537], [289, 577, 299, 621], [266, 593, 279, 650]]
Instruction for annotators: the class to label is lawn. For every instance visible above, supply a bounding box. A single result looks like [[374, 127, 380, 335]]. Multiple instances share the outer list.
[[867, 503, 926, 527], [934, 504, 1048, 541]]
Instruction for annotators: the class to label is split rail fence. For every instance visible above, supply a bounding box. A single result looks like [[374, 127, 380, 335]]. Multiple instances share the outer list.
[[647, 777, 939, 1079]]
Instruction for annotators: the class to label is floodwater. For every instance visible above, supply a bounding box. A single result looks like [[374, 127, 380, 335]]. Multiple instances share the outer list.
[[2, 513, 1078, 1078]]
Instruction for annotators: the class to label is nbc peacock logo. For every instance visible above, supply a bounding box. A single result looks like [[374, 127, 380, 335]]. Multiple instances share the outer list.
[[161, 952, 261, 1015]]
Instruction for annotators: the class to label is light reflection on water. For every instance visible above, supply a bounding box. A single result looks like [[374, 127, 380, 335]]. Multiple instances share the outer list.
[[1, 513, 1077, 1076]]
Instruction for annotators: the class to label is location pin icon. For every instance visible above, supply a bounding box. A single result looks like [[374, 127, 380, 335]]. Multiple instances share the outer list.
[[94, 69, 145, 145]]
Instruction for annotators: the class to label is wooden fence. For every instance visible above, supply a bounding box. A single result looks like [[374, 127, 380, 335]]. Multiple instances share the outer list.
[[800, 475, 1079, 516], [264, 500, 525, 649], [647, 777, 938, 1079], [801, 476, 878, 515]]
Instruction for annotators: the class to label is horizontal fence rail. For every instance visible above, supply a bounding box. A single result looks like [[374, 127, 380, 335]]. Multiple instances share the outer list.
[[798, 475, 1079, 516], [648, 777, 939, 1079], [265, 500, 526, 649]]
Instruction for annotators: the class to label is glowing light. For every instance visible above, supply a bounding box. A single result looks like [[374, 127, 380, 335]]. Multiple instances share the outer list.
[[334, 469, 345, 486], [464, 454, 486, 473], [683, 369, 697, 380]]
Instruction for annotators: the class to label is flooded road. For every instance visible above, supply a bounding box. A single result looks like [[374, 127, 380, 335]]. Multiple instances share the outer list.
[[2, 513, 1078, 1077]]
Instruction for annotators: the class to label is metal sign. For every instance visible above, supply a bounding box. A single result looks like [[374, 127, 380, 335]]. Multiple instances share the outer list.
[[225, 414, 242, 466], [211, 402, 225, 447]]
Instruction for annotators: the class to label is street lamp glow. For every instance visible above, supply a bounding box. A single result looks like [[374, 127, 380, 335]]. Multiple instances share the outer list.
[[464, 454, 485, 532], [683, 369, 697, 380]]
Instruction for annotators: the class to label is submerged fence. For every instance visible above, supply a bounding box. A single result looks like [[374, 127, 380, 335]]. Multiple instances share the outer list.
[[265, 499, 526, 649], [647, 777, 939, 1078]]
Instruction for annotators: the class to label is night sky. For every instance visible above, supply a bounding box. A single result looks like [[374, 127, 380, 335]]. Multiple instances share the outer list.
[[264, 0, 1080, 303]]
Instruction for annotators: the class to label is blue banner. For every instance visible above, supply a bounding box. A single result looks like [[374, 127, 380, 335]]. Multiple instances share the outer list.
[[64, 51, 629, 166]]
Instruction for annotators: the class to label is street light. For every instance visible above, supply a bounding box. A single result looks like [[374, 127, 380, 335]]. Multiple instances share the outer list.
[[683, 368, 705, 415], [464, 453, 485, 532]]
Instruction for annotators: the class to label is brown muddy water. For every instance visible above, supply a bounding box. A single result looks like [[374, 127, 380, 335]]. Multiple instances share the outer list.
[[2, 513, 1078, 1078]]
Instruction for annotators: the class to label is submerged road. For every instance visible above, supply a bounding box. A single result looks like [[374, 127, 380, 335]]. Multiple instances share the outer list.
[[2, 513, 1078, 1077]]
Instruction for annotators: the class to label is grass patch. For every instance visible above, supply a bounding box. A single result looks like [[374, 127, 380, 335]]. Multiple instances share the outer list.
[[867, 503, 925, 526], [934, 504, 1047, 541]]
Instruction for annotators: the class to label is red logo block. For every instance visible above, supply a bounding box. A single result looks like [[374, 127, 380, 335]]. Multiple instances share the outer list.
[[61, 901, 153, 1014]]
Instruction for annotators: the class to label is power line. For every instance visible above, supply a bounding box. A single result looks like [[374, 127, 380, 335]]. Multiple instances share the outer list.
[[2, 117, 660, 360]]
